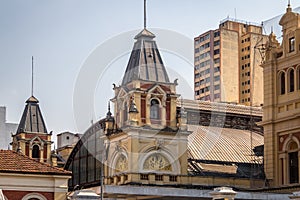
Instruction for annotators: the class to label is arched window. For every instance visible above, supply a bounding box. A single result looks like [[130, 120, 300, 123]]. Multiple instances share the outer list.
[[288, 141, 299, 184], [32, 145, 40, 159], [279, 71, 286, 95], [150, 99, 160, 119], [288, 68, 295, 92]]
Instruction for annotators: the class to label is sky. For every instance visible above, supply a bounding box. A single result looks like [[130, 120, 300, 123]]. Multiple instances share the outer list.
[[0, 0, 299, 142]]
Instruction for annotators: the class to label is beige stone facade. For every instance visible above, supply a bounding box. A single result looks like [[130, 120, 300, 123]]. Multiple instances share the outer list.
[[259, 5, 300, 187], [194, 19, 267, 106]]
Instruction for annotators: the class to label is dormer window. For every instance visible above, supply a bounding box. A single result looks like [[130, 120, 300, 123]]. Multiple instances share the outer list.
[[150, 99, 160, 119], [32, 144, 40, 159], [289, 37, 295, 52]]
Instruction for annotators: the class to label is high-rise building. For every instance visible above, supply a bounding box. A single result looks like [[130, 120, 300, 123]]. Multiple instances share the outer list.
[[194, 18, 267, 106]]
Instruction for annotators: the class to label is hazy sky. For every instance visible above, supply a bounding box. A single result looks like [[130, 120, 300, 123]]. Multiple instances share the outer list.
[[0, 0, 299, 138]]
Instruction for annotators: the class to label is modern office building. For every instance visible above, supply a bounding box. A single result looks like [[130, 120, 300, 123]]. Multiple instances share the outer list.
[[194, 18, 267, 106]]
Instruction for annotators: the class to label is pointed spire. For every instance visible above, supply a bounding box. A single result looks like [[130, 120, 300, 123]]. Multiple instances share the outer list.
[[121, 0, 170, 85], [16, 96, 47, 134], [106, 101, 114, 122], [134, 0, 155, 40], [105, 101, 114, 130]]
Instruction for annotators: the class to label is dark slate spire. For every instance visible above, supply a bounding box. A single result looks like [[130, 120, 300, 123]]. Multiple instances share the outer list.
[[106, 101, 114, 122], [16, 96, 48, 134], [121, 29, 170, 85], [121, 0, 170, 85]]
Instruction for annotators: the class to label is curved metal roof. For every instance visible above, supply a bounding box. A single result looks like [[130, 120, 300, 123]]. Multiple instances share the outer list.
[[188, 125, 263, 163]]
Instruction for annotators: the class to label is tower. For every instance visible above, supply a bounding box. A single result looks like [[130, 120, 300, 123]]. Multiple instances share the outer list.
[[105, 1, 190, 183], [11, 96, 53, 163], [259, 3, 300, 186], [11, 58, 54, 164]]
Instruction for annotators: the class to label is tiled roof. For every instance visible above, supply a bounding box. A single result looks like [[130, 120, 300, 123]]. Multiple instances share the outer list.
[[0, 150, 71, 175], [188, 125, 264, 163]]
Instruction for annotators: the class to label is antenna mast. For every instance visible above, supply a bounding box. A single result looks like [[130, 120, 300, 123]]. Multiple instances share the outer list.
[[31, 56, 34, 97], [144, 0, 147, 29]]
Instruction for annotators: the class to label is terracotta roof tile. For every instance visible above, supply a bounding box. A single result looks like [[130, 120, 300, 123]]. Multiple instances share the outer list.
[[0, 150, 71, 175]]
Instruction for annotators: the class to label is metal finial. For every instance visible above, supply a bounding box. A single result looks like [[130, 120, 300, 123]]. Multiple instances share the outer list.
[[144, 0, 147, 29], [288, 0, 291, 7], [31, 56, 34, 97], [108, 101, 111, 112], [106, 101, 112, 118]]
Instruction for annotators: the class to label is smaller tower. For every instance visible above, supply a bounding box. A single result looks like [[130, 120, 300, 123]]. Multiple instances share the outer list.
[[11, 58, 53, 164], [11, 96, 53, 163], [105, 102, 115, 133]]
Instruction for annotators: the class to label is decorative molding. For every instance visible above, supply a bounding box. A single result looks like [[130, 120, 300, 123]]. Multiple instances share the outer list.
[[143, 153, 172, 171], [21, 192, 47, 200]]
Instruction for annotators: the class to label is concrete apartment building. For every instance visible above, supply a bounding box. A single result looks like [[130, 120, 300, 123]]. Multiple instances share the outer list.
[[194, 18, 267, 106]]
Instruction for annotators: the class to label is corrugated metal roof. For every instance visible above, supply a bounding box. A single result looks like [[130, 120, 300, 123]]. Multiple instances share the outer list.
[[187, 125, 263, 163], [178, 99, 263, 116]]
